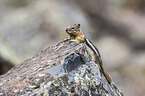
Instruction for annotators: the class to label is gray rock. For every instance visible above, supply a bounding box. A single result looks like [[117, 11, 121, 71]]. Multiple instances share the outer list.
[[0, 39, 123, 96]]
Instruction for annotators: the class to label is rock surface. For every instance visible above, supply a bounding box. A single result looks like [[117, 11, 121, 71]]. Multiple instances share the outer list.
[[0, 39, 123, 96]]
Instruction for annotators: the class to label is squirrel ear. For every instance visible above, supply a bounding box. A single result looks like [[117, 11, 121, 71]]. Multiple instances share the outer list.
[[78, 24, 80, 27]]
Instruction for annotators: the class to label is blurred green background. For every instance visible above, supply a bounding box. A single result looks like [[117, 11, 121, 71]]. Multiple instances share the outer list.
[[0, 0, 145, 96]]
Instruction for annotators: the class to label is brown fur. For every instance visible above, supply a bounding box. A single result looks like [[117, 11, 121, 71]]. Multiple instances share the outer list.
[[65, 24, 85, 43]]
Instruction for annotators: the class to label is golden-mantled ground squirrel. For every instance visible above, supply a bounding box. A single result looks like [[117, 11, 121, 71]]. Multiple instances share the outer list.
[[66, 24, 112, 84]]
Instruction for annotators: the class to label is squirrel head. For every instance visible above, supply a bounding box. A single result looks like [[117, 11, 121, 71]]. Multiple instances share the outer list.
[[65, 24, 81, 36]]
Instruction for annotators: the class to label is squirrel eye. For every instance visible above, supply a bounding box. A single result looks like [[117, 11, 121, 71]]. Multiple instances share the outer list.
[[71, 27, 75, 29]]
